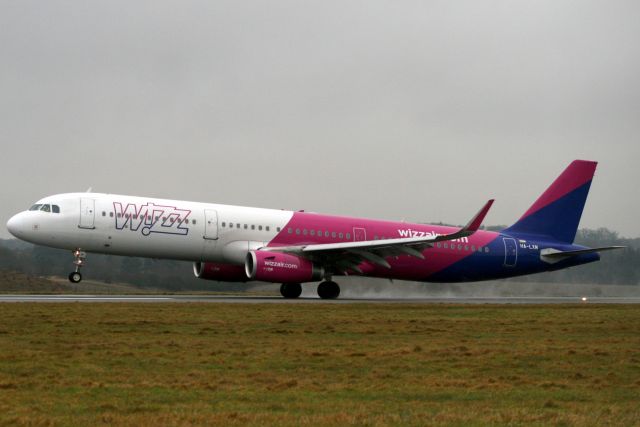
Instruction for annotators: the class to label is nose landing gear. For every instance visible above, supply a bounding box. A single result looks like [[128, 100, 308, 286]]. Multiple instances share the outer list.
[[68, 249, 86, 283]]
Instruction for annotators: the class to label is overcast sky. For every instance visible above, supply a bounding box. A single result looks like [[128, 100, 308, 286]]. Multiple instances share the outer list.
[[1, 0, 638, 239]]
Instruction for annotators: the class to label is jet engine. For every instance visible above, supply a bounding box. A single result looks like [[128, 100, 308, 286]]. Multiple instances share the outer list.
[[245, 250, 324, 283], [193, 262, 248, 282]]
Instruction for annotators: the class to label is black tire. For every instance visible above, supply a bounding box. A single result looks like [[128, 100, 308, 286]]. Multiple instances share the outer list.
[[68, 272, 82, 283], [280, 283, 302, 299], [317, 281, 340, 299]]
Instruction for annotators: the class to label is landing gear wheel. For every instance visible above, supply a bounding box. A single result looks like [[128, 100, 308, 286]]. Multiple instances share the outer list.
[[317, 281, 340, 299], [280, 283, 302, 299], [68, 272, 82, 283]]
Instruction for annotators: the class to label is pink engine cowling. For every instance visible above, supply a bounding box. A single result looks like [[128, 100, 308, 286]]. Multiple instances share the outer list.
[[193, 262, 249, 282], [245, 250, 324, 283]]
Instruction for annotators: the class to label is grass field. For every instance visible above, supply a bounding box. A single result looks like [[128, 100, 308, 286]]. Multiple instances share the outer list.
[[0, 303, 639, 426]]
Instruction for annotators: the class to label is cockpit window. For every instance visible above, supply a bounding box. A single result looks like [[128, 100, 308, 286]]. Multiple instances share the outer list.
[[40, 204, 51, 212], [52, 205, 60, 213], [29, 204, 42, 211]]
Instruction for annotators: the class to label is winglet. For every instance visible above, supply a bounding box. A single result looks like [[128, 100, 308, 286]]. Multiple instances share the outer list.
[[462, 199, 494, 232]]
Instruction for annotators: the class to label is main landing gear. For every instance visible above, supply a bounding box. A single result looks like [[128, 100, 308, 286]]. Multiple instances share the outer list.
[[68, 249, 86, 283], [317, 281, 340, 299], [278, 281, 341, 299], [280, 283, 302, 299]]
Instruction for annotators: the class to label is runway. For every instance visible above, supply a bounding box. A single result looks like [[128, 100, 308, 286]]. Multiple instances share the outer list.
[[1, 295, 640, 304]]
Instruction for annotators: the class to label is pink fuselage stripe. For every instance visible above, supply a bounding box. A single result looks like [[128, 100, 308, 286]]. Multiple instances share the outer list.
[[267, 212, 499, 281], [518, 160, 596, 221]]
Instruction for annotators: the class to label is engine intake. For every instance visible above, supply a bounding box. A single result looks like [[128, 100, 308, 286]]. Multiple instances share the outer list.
[[193, 262, 248, 282], [245, 250, 324, 283]]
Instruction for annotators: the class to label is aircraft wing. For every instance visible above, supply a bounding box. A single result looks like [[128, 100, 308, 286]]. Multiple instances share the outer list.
[[265, 199, 494, 274]]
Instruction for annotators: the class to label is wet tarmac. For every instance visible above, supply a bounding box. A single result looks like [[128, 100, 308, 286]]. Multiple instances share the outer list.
[[1, 295, 639, 304]]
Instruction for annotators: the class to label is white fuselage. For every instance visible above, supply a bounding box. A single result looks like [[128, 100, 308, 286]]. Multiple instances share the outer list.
[[7, 193, 294, 265]]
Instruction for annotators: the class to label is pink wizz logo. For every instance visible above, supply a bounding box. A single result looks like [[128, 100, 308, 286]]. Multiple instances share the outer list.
[[113, 202, 191, 236]]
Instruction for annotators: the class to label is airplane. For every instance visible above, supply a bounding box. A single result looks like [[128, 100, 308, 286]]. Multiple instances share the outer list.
[[5, 160, 624, 299]]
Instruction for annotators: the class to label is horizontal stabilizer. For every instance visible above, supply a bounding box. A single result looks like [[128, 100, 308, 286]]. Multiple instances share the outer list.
[[540, 246, 625, 264]]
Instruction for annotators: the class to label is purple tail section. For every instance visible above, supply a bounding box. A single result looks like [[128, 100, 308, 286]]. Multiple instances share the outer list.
[[504, 160, 597, 244]]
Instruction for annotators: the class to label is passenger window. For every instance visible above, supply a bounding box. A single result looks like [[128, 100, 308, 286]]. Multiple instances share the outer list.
[[296, 228, 301, 235], [277, 227, 281, 232], [471, 246, 476, 251], [324, 231, 329, 237], [346, 233, 351, 240], [259, 226, 263, 231], [485, 247, 489, 253], [52, 205, 60, 213], [331, 232, 336, 238], [437, 243, 441, 248], [288, 228, 293, 234], [443, 243, 448, 249], [117, 213, 122, 218], [102, 211, 106, 217], [109, 212, 113, 217], [266, 226, 270, 231], [303, 229, 307, 235], [192, 219, 196, 225], [251, 225, 255, 230], [310, 230, 315, 236], [339, 233, 343, 239]]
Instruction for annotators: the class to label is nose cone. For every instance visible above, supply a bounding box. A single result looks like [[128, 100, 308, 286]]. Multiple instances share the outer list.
[[6, 213, 26, 239]]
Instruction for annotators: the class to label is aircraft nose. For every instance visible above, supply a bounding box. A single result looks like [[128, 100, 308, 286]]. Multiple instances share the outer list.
[[6, 213, 26, 239]]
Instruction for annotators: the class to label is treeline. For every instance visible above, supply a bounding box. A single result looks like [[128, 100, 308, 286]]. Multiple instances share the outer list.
[[0, 227, 638, 289]]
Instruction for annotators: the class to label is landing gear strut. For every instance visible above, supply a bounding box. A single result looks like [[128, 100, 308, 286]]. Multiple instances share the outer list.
[[68, 249, 86, 283], [317, 281, 340, 299], [280, 283, 302, 299]]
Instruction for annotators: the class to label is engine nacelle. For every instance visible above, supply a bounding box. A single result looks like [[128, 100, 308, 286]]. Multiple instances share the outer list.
[[193, 262, 248, 282], [245, 250, 324, 283]]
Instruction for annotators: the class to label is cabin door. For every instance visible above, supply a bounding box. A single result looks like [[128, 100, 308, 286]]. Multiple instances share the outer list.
[[204, 209, 219, 240], [79, 198, 95, 229], [503, 237, 518, 267]]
